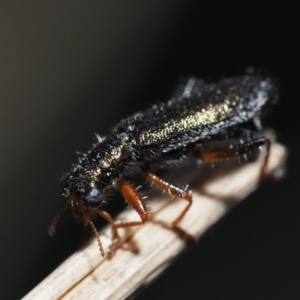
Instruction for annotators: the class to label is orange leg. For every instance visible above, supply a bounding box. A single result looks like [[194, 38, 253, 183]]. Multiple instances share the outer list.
[[103, 180, 149, 253], [98, 209, 115, 235], [198, 137, 271, 177], [144, 170, 192, 228], [117, 180, 149, 227]]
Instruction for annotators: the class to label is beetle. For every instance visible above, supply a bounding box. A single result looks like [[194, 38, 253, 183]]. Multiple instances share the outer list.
[[49, 75, 278, 256]]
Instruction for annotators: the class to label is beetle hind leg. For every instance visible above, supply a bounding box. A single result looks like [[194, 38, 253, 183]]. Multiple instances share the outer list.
[[197, 137, 271, 177]]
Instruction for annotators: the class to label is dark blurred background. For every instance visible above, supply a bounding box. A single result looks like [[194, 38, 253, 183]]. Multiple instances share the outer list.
[[0, 1, 299, 299]]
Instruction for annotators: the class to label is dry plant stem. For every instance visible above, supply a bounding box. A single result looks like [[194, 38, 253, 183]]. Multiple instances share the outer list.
[[23, 143, 286, 300]]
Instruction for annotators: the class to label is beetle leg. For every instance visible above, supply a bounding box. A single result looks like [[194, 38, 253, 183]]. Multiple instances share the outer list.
[[198, 137, 271, 177], [98, 210, 115, 235], [144, 170, 192, 228], [105, 180, 148, 254]]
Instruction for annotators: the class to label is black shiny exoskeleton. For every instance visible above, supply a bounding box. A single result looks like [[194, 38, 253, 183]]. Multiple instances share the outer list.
[[50, 75, 278, 256]]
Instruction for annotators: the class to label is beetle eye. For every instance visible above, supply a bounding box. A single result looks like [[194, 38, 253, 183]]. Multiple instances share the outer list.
[[84, 189, 102, 210]]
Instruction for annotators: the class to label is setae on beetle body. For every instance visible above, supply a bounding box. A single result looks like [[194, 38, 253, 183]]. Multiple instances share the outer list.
[[50, 75, 278, 256]]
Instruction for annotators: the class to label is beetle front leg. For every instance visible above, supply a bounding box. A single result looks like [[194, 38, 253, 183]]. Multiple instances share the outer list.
[[104, 180, 149, 254]]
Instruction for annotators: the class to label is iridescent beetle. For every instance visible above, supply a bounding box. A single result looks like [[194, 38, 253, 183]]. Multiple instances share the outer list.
[[49, 75, 278, 256]]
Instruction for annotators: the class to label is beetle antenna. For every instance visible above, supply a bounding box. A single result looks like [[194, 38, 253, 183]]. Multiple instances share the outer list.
[[48, 203, 70, 237], [84, 215, 105, 257]]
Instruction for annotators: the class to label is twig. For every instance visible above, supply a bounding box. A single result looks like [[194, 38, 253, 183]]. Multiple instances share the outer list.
[[23, 143, 286, 300]]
